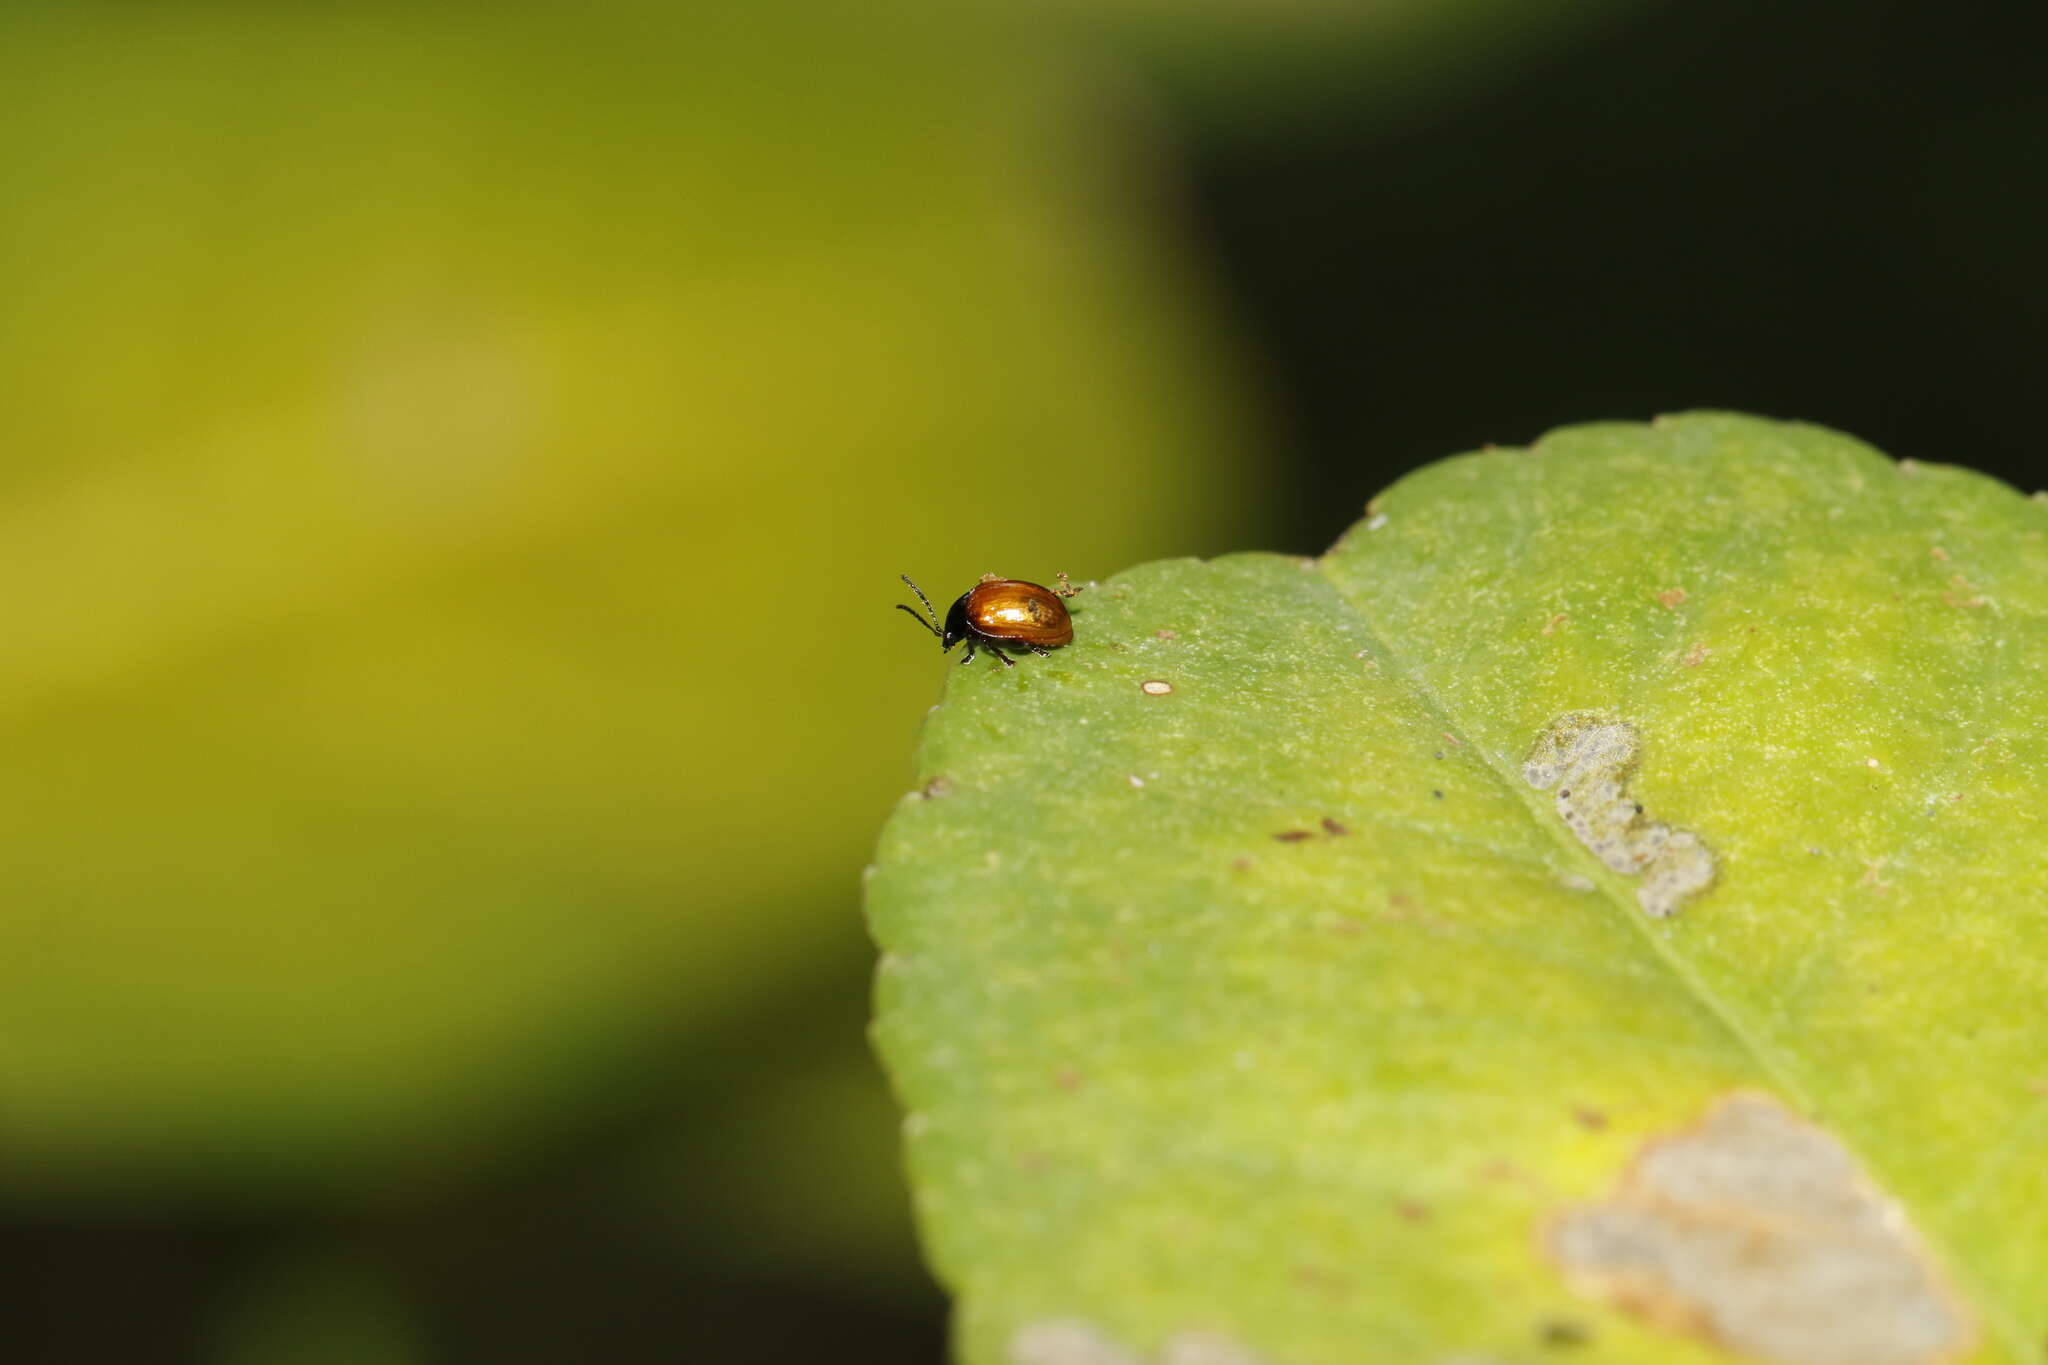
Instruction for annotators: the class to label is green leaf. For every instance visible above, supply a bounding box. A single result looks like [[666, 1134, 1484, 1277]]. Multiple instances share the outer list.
[[868, 414, 2048, 1364]]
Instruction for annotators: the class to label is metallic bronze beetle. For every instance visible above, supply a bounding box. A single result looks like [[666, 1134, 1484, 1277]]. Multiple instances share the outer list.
[[896, 572, 1082, 667]]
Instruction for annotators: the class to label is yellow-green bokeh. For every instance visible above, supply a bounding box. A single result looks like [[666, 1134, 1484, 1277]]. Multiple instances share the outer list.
[[0, 1, 1265, 1202]]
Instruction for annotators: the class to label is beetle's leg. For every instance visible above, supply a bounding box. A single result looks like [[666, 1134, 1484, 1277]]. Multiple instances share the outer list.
[[994, 647, 1016, 668], [958, 638, 977, 665], [1024, 642, 1053, 657], [1053, 571, 1083, 599]]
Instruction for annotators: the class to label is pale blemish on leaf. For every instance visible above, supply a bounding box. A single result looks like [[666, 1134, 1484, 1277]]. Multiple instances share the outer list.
[[1009, 1320, 1141, 1365], [1547, 1093, 1973, 1365], [1141, 679, 1175, 696], [1008, 1322, 1266, 1365], [1157, 1334, 1267, 1365], [1522, 713, 1715, 918]]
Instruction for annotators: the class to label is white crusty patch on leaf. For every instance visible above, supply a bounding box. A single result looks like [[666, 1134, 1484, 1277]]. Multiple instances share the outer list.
[[1010, 1321, 1267, 1365], [1009, 1320, 1141, 1365], [1522, 713, 1714, 917], [1547, 1093, 1973, 1365]]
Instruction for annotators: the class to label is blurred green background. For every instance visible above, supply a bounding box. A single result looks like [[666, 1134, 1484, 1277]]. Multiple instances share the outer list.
[[2, 0, 2043, 1360]]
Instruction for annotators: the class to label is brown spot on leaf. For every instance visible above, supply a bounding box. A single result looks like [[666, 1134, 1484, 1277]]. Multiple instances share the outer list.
[[1928, 545, 1950, 562], [1154, 629, 1179, 640], [921, 775, 955, 799], [1656, 587, 1689, 609], [1679, 642, 1709, 668], [1573, 1106, 1609, 1132], [1542, 612, 1569, 635], [1479, 1158, 1549, 1193], [1054, 1067, 1083, 1092], [1292, 1263, 1352, 1299], [1539, 1318, 1592, 1349], [1546, 1093, 1973, 1365], [1321, 817, 1348, 836], [1396, 1200, 1431, 1224], [1943, 574, 1987, 609], [1273, 830, 1315, 843]]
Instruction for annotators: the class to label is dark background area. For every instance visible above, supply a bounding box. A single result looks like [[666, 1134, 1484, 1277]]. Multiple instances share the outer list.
[[6, 0, 2044, 1360], [1189, 0, 2048, 554]]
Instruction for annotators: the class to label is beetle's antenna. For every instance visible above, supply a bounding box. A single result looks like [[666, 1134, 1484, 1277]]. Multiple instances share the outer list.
[[899, 574, 940, 623], [896, 603, 942, 638], [897, 574, 943, 639]]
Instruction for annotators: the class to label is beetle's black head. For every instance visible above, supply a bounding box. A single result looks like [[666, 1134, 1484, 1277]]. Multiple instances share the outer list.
[[941, 593, 973, 651]]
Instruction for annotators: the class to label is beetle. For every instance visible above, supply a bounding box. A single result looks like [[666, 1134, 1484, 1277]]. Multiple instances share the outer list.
[[897, 572, 1083, 667]]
